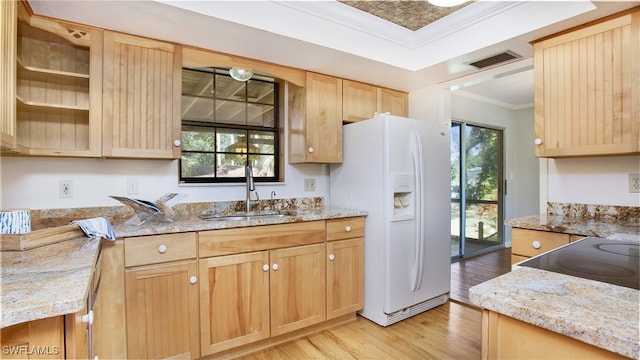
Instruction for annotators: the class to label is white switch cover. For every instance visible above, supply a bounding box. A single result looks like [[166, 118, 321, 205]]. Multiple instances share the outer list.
[[59, 180, 73, 198], [127, 178, 139, 195], [304, 178, 315, 191]]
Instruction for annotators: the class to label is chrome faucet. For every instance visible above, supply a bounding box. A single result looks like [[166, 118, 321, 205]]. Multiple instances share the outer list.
[[245, 164, 259, 212]]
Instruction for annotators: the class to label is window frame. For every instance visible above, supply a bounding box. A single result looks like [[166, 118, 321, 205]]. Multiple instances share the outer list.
[[179, 68, 280, 184]]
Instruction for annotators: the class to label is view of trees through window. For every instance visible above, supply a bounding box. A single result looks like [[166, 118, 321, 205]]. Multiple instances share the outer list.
[[180, 68, 278, 183], [451, 122, 503, 259]]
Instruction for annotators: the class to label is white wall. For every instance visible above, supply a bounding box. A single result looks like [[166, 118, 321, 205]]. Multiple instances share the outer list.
[[0, 156, 329, 210], [540, 156, 640, 208]]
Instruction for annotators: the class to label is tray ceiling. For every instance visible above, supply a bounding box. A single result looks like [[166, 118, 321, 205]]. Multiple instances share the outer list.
[[338, 0, 472, 31]]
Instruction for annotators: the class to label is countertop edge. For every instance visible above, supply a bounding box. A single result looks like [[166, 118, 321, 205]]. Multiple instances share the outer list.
[[469, 267, 640, 359]]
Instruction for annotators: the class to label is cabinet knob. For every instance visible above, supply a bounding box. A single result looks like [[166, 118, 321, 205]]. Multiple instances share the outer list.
[[532, 240, 541, 249], [534, 138, 543, 146], [263, 264, 269, 272], [189, 276, 198, 284], [345, 225, 352, 232], [329, 254, 335, 261], [272, 263, 279, 271], [308, 147, 314, 153], [173, 139, 181, 147], [81, 310, 94, 325], [158, 244, 168, 254]]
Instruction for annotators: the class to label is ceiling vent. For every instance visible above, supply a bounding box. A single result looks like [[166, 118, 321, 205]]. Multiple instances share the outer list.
[[468, 50, 521, 69]]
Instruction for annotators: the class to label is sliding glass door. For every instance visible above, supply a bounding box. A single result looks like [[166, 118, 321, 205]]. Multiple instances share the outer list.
[[451, 122, 504, 260]]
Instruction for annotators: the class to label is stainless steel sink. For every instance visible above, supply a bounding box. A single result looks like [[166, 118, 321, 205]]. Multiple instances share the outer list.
[[198, 211, 295, 221]]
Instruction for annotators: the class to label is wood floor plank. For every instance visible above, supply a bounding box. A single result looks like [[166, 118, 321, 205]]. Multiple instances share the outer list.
[[235, 248, 511, 359]]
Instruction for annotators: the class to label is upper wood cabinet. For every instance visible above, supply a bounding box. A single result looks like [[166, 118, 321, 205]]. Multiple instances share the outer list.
[[379, 87, 409, 117], [289, 72, 343, 163], [102, 32, 182, 159], [0, 0, 17, 151], [533, 9, 640, 157], [10, 2, 103, 157], [342, 80, 408, 123]]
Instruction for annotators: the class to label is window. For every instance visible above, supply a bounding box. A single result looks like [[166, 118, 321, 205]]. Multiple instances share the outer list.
[[180, 68, 279, 183]]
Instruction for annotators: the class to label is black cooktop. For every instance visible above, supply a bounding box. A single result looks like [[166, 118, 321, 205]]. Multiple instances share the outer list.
[[519, 237, 639, 290]]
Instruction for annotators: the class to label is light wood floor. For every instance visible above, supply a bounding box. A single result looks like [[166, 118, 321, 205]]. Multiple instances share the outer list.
[[237, 249, 512, 360]]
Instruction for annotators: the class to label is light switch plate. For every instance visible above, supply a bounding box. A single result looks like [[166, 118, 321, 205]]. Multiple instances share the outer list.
[[304, 178, 315, 191]]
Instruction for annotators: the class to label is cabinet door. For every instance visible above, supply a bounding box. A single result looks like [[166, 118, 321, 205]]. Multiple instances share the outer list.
[[326, 238, 364, 320], [102, 32, 181, 159], [0, 316, 64, 359], [289, 72, 342, 163], [343, 79, 377, 123], [533, 10, 639, 157], [125, 260, 199, 359], [0, 0, 17, 151], [270, 243, 326, 336], [378, 87, 408, 117], [198, 252, 270, 356]]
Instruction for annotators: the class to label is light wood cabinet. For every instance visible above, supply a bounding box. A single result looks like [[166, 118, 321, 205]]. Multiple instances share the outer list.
[[199, 251, 270, 355], [288, 72, 343, 163], [12, 2, 103, 157], [269, 243, 326, 336], [124, 233, 199, 359], [326, 217, 364, 320], [533, 9, 640, 157], [342, 79, 408, 123], [1, 0, 17, 151], [481, 310, 628, 359], [379, 87, 409, 117], [198, 221, 327, 357], [102, 31, 182, 159], [0, 316, 65, 359], [510, 228, 587, 264]]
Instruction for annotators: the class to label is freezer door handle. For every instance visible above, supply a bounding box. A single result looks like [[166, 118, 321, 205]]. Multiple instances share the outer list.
[[410, 130, 425, 292]]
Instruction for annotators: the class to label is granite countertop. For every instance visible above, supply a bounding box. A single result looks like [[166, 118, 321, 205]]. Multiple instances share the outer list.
[[1, 203, 366, 328], [1, 237, 100, 328], [469, 266, 639, 359], [505, 214, 639, 238], [112, 206, 367, 238]]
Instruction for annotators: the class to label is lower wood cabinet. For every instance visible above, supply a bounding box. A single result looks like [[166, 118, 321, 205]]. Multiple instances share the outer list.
[[198, 226, 327, 357], [511, 228, 586, 265], [0, 316, 64, 359], [117, 217, 364, 358], [481, 310, 628, 359], [124, 233, 199, 360]]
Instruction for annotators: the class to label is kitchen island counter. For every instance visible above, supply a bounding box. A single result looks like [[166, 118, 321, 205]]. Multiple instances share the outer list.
[[469, 266, 639, 359], [505, 214, 639, 239]]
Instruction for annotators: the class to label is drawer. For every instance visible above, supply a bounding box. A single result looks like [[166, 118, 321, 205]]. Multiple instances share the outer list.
[[124, 232, 197, 267], [511, 228, 570, 258], [326, 217, 365, 241], [199, 221, 325, 257]]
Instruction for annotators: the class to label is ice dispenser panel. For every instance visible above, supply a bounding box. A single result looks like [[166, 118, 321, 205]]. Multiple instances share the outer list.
[[391, 173, 414, 221]]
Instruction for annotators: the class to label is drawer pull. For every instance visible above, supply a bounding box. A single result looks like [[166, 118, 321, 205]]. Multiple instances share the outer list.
[[189, 276, 197, 284], [272, 263, 279, 271], [158, 244, 168, 254], [345, 225, 352, 232], [329, 254, 335, 261], [308, 147, 314, 153], [263, 264, 270, 272], [532, 241, 541, 249]]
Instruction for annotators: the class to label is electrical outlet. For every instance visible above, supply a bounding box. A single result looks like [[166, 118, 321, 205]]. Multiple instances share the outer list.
[[629, 174, 640, 193], [59, 180, 73, 198], [304, 178, 316, 191], [126, 178, 139, 195]]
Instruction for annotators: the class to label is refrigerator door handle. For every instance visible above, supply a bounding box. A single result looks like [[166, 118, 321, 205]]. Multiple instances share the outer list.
[[410, 130, 425, 292]]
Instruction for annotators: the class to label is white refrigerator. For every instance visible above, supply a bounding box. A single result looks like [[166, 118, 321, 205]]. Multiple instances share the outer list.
[[330, 113, 451, 326]]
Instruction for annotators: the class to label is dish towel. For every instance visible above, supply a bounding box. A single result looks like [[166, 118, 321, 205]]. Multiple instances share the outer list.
[[70, 217, 116, 241]]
